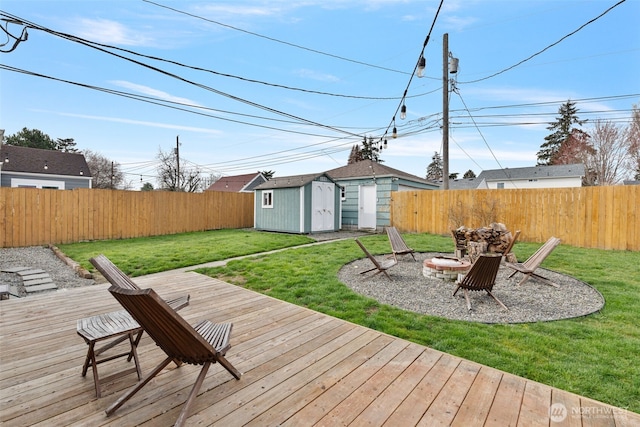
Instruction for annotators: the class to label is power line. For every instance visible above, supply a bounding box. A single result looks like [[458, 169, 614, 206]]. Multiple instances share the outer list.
[[0, 12, 364, 138], [459, 0, 627, 84], [142, 0, 410, 76]]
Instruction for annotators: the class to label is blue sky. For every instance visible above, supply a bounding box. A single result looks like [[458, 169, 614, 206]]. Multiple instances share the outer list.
[[1, 0, 639, 187]]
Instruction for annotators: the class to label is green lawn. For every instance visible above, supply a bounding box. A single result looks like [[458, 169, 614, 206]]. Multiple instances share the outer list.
[[59, 229, 640, 413]]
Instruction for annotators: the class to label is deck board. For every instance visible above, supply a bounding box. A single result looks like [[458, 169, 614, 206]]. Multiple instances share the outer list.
[[1, 271, 638, 427]]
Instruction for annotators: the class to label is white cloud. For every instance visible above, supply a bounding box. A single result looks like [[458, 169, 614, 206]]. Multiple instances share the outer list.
[[110, 80, 202, 107], [54, 111, 222, 134], [72, 18, 154, 46], [293, 68, 341, 83]]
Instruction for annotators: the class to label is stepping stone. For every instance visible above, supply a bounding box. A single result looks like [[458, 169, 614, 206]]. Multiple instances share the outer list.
[[1, 267, 58, 294], [1, 267, 32, 273]]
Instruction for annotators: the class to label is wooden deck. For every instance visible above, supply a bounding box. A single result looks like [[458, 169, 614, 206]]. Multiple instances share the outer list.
[[1, 270, 638, 426]]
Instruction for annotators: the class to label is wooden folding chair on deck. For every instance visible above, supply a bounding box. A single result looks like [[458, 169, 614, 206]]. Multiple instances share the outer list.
[[106, 286, 241, 427]]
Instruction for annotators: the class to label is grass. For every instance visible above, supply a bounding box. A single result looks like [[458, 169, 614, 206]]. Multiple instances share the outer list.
[[57, 229, 314, 276], [59, 230, 640, 413]]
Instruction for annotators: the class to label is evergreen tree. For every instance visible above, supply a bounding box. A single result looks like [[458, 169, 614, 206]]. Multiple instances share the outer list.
[[359, 136, 382, 163], [347, 144, 364, 164], [463, 169, 476, 178], [537, 100, 586, 165], [4, 127, 56, 150], [426, 151, 443, 181]]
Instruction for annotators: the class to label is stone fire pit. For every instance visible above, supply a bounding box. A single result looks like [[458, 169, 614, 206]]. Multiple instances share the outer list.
[[423, 257, 471, 282]]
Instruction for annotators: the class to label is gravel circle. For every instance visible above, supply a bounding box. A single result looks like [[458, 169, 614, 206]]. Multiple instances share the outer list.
[[338, 252, 605, 324], [0, 246, 96, 298]]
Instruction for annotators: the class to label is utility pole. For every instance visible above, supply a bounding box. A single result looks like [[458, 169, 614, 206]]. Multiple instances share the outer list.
[[442, 33, 450, 190], [175, 135, 180, 191]]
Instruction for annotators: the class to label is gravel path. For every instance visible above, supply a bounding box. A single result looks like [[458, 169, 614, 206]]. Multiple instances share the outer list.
[[339, 252, 605, 324], [1, 246, 95, 297]]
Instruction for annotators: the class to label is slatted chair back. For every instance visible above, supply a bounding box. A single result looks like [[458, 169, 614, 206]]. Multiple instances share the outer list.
[[90, 254, 139, 291], [521, 237, 560, 271], [108, 286, 220, 364], [502, 230, 520, 256], [106, 285, 240, 426], [457, 254, 502, 292], [386, 227, 416, 261], [453, 254, 507, 311], [355, 238, 397, 279], [91, 254, 189, 311]]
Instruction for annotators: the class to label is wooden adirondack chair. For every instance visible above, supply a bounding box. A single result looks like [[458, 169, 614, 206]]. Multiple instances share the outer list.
[[355, 238, 397, 280], [505, 237, 561, 287], [106, 286, 241, 427], [453, 253, 507, 311], [77, 255, 190, 397], [502, 230, 521, 263], [386, 227, 417, 261], [90, 254, 190, 311]]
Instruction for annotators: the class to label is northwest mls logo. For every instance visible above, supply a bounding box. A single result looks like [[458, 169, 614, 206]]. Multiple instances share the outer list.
[[550, 403, 567, 422]]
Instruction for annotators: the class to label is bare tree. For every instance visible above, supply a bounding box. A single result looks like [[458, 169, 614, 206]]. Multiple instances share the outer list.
[[586, 119, 629, 185], [627, 104, 640, 180], [83, 149, 125, 189], [156, 147, 202, 192]]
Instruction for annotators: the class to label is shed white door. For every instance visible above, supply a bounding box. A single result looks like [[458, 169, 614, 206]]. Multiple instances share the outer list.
[[358, 184, 377, 229], [312, 181, 335, 232]]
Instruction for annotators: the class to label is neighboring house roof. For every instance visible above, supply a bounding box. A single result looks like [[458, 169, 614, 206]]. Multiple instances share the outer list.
[[253, 173, 336, 190], [623, 180, 640, 185], [206, 172, 266, 192], [449, 164, 585, 189], [0, 144, 91, 177], [476, 163, 585, 182], [325, 159, 437, 186]]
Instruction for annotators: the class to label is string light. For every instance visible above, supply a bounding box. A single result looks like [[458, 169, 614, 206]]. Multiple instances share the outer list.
[[416, 56, 426, 78]]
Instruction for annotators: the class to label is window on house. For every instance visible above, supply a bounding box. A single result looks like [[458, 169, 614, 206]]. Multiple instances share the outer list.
[[262, 190, 273, 208], [497, 182, 505, 189]]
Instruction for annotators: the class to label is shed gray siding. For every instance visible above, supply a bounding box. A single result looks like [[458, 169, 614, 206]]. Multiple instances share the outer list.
[[336, 176, 434, 229], [255, 187, 302, 233]]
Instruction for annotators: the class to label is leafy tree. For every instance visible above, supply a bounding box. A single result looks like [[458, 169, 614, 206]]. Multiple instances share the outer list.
[[83, 149, 125, 189], [4, 128, 78, 152], [55, 138, 78, 152], [449, 172, 459, 180], [4, 127, 56, 150], [141, 182, 154, 191], [426, 151, 443, 181], [463, 169, 476, 179], [537, 100, 587, 165]]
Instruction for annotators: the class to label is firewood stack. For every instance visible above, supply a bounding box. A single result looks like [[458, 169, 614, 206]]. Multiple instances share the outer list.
[[452, 223, 513, 261]]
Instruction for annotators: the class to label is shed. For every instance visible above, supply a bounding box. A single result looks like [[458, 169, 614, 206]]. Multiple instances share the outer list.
[[325, 160, 439, 230], [253, 173, 341, 234]]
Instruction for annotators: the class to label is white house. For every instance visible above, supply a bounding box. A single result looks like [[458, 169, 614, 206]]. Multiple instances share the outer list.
[[450, 164, 585, 190]]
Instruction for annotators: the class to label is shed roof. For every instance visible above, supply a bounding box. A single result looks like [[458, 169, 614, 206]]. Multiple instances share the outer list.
[[325, 159, 437, 186], [253, 173, 335, 190], [1, 144, 91, 177]]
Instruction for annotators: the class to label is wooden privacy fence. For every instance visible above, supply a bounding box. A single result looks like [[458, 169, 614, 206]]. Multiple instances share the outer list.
[[390, 185, 639, 251], [0, 188, 254, 248]]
